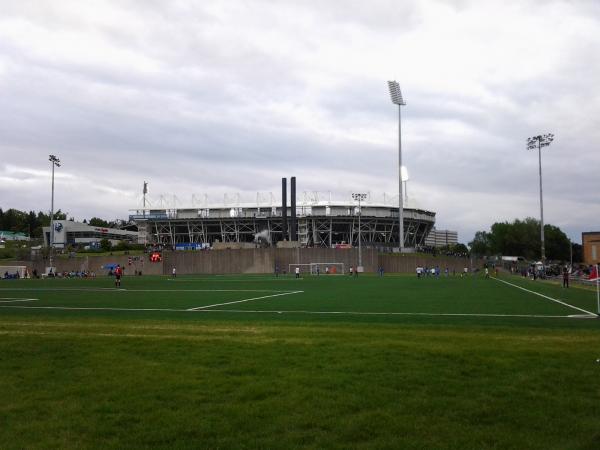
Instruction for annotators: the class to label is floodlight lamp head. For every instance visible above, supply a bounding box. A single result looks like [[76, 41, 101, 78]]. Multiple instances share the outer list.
[[387, 80, 406, 105], [352, 193, 367, 201], [526, 136, 540, 150], [49, 154, 61, 166]]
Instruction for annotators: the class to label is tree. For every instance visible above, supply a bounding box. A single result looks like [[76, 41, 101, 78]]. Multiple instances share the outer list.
[[572, 243, 582, 263], [471, 218, 572, 261], [99, 238, 112, 252], [469, 231, 491, 256], [544, 225, 570, 261], [89, 217, 110, 227], [453, 243, 469, 256]]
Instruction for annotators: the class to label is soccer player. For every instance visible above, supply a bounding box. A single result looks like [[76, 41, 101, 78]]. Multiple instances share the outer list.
[[172, 267, 177, 278], [562, 266, 569, 288], [114, 264, 123, 288], [295, 266, 300, 279]]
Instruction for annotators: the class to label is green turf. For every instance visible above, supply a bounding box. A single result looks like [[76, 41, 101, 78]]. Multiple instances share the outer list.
[[1, 273, 600, 449]]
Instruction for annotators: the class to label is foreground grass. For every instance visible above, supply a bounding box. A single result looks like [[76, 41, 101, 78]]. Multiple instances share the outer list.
[[1, 316, 600, 449]]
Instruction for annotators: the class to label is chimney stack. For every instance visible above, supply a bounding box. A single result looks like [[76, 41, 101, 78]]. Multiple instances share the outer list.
[[281, 178, 288, 241], [290, 176, 297, 241]]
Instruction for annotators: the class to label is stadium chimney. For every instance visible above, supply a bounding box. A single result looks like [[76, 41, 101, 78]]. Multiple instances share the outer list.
[[281, 178, 288, 241], [291, 176, 297, 241]]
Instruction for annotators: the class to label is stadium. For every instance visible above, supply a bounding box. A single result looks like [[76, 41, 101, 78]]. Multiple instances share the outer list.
[[129, 187, 436, 249]]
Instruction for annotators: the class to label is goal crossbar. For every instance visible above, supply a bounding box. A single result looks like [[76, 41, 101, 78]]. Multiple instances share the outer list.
[[288, 262, 345, 275]]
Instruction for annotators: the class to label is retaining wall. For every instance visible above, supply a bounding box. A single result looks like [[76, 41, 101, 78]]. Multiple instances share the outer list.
[[5, 249, 478, 276]]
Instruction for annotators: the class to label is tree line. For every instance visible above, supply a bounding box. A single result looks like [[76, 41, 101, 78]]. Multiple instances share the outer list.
[[0, 208, 126, 239], [468, 217, 581, 261]]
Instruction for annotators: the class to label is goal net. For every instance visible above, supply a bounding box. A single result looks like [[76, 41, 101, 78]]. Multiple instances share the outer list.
[[0, 265, 28, 278], [288, 263, 345, 275]]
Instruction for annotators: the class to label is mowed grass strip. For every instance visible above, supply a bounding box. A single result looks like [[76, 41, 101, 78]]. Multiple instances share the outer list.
[[1, 317, 600, 449]]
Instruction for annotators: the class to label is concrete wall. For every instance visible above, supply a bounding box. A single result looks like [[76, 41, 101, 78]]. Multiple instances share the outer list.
[[162, 248, 378, 275], [378, 254, 473, 274], [8, 249, 477, 276], [8, 255, 163, 276]]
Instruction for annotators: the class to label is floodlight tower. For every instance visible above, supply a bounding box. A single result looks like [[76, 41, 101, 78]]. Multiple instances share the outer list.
[[526, 133, 554, 265], [352, 192, 367, 269], [388, 80, 406, 252], [48, 154, 61, 268]]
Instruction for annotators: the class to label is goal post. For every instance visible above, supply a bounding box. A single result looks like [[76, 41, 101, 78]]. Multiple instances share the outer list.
[[288, 262, 345, 275], [0, 265, 28, 278]]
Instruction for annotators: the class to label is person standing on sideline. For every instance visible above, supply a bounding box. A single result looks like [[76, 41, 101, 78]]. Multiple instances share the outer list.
[[485, 267, 489, 279], [295, 266, 300, 279], [114, 264, 123, 288], [325, 266, 329, 275], [349, 266, 353, 276], [562, 266, 569, 288], [172, 267, 177, 278], [316, 266, 320, 276]]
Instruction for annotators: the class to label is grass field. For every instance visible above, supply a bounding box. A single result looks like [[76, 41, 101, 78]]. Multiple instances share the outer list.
[[1, 273, 600, 449]]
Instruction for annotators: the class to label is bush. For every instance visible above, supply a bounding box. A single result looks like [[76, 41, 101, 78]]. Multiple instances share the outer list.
[[100, 239, 112, 252]]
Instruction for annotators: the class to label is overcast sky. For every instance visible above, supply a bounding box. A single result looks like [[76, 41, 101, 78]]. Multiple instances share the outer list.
[[1, 0, 598, 243]]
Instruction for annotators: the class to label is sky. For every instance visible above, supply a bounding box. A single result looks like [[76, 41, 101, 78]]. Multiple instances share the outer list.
[[0, 0, 598, 244]]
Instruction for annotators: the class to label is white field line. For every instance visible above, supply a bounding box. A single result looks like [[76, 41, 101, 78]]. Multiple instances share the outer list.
[[0, 287, 124, 292], [493, 277, 597, 317], [0, 305, 183, 312], [0, 288, 287, 293], [0, 304, 590, 319], [0, 298, 38, 303], [167, 278, 305, 282], [204, 309, 589, 319], [187, 290, 304, 311]]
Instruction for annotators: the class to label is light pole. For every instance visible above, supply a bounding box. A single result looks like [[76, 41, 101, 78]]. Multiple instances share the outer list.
[[526, 134, 554, 265], [352, 192, 367, 270], [49, 155, 60, 269], [388, 80, 406, 252]]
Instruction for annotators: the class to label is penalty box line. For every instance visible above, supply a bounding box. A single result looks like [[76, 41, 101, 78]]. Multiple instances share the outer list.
[[492, 277, 597, 317], [187, 290, 304, 311]]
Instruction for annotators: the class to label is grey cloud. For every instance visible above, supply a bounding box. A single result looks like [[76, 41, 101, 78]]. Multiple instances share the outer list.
[[1, 0, 599, 243]]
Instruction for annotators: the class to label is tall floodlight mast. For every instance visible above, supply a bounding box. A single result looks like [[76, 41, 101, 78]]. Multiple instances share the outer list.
[[143, 181, 148, 217], [48, 154, 61, 269], [352, 192, 368, 270], [388, 80, 406, 252], [526, 133, 554, 265]]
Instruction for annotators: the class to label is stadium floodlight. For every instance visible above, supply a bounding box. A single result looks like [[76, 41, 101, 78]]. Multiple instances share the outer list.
[[526, 134, 554, 265], [352, 193, 368, 270], [48, 155, 61, 269], [388, 80, 406, 252], [401, 165, 409, 202]]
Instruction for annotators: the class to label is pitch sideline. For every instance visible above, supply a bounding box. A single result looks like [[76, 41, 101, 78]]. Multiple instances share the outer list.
[[492, 277, 597, 317]]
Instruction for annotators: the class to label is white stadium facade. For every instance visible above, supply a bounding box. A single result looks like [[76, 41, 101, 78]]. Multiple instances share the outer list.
[[130, 188, 439, 250]]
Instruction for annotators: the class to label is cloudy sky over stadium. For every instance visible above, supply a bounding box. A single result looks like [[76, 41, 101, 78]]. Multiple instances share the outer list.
[[0, 0, 598, 243]]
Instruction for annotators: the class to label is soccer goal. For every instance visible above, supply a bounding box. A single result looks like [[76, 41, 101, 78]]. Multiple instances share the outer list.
[[288, 262, 345, 275], [0, 265, 28, 278]]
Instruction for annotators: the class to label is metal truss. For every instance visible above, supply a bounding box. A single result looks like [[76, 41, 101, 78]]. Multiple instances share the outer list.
[[144, 212, 434, 248]]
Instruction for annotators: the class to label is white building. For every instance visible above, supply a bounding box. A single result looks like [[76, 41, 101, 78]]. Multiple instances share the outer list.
[[424, 228, 458, 248], [43, 220, 138, 249]]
